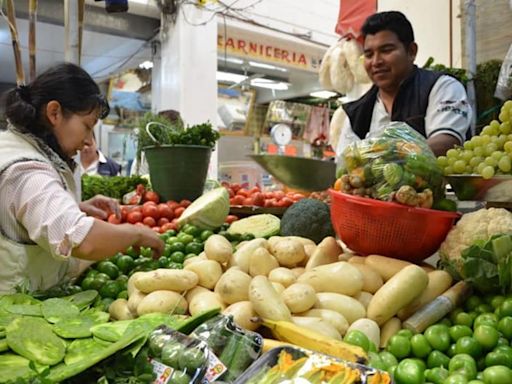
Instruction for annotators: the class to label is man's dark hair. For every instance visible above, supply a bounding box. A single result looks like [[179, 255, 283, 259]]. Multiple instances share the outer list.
[[361, 11, 415, 48]]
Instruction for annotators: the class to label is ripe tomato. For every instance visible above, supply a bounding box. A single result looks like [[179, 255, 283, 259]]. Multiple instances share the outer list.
[[126, 211, 143, 224], [142, 204, 159, 220], [237, 188, 250, 197], [152, 226, 161, 233], [142, 216, 156, 227], [232, 195, 245, 206], [252, 192, 265, 207], [292, 193, 305, 201], [107, 214, 121, 224], [231, 183, 241, 193], [174, 207, 185, 218], [143, 191, 160, 204], [161, 222, 177, 232], [157, 203, 174, 219], [158, 217, 170, 227], [134, 222, 146, 227], [130, 205, 142, 213], [225, 215, 239, 224], [179, 199, 191, 208], [281, 197, 294, 207], [167, 201, 180, 211], [274, 191, 285, 200], [249, 186, 261, 195], [264, 192, 274, 199], [243, 197, 254, 206], [120, 207, 128, 222]]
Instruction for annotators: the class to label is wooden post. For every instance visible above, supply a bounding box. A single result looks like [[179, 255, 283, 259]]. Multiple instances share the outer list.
[[6, 0, 25, 85], [29, 0, 38, 81], [78, 0, 85, 65]]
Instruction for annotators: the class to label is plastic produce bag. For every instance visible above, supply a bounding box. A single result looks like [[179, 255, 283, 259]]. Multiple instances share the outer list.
[[148, 326, 210, 384], [495, 43, 512, 100], [338, 122, 445, 208], [191, 314, 263, 383]]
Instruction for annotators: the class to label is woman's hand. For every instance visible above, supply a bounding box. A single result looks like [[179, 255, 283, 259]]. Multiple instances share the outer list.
[[79, 194, 121, 220], [133, 225, 165, 258]]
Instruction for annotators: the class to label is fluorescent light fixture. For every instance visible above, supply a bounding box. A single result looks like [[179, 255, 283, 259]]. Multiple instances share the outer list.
[[216, 71, 247, 83], [310, 90, 337, 99], [219, 57, 244, 65], [251, 79, 289, 90], [139, 60, 153, 69], [249, 61, 288, 72]]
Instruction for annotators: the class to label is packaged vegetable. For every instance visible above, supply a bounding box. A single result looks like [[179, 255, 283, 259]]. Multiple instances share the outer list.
[[148, 326, 210, 384], [337, 122, 445, 208], [191, 314, 263, 382]]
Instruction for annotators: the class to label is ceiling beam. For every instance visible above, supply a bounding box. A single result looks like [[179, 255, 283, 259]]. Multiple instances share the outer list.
[[7, 0, 160, 40]]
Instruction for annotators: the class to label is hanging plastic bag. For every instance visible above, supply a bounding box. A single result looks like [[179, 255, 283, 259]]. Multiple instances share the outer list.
[[495, 43, 512, 100]]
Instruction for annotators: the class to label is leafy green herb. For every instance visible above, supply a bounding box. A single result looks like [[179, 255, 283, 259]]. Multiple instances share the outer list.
[[81, 175, 149, 201]]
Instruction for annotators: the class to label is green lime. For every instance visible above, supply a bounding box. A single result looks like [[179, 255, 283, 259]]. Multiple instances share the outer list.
[[117, 290, 128, 299], [81, 277, 95, 291], [116, 255, 135, 274], [177, 233, 194, 245], [158, 256, 171, 268], [99, 281, 122, 299], [168, 242, 185, 253], [200, 230, 214, 242], [170, 251, 186, 264], [185, 242, 203, 255], [96, 261, 120, 279], [166, 236, 179, 245], [182, 225, 201, 238]]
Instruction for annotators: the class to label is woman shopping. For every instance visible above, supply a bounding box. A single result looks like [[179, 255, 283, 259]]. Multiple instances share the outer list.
[[0, 63, 164, 293]]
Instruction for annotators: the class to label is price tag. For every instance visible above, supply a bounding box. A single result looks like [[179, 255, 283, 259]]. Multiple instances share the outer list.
[[203, 352, 227, 382], [150, 358, 174, 384]]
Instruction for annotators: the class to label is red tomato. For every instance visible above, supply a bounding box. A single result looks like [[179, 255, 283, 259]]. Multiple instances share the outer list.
[[252, 192, 265, 207], [179, 199, 191, 208], [126, 211, 143, 224], [167, 201, 180, 211], [232, 195, 245, 205], [292, 193, 305, 201], [152, 226, 161, 233], [237, 188, 250, 197], [142, 204, 159, 220], [225, 215, 239, 224], [231, 183, 241, 193], [142, 216, 156, 227], [263, 199, 273, 208], [249, 186, 261, 195], [143, 201, 157, 207], [134, 222, 146, 227], [281, 197, 294, 207], [130, 205, 142, 213], [157, 204, 174, 220], [120, 207, 128, 222], [264, 192, 275, 199], [171, 218, 179, 225], [229, 197, 236, 205], [243, 197, 254, 206], [161, 222, 177, 232], [143, 191, 160, 204], [274, 191, 285, 200], [174, 206, 185, 218], [158, 217, 170, 227], [227, 188, 235, 198], [107, 214, 121, 224]]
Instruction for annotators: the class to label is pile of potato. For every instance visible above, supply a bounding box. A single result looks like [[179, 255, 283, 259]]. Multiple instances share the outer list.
[[109, 233, 453, 349]]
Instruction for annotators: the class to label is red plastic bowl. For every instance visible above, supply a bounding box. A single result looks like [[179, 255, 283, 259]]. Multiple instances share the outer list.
[[329, 189, 460, 263]]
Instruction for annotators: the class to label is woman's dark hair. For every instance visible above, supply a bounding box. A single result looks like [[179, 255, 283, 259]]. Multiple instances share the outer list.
[[361, 11, 415, 49], [4, 63, 109, 137]]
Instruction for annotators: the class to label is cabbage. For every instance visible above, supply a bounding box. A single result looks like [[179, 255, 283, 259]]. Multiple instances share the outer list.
[[177, 187, 229, 230]]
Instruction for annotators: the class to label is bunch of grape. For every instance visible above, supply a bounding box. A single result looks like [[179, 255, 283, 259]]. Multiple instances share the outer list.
[[437, 100, 512, 179]]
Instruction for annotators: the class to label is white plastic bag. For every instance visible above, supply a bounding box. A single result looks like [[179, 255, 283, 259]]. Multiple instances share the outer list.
[[495, 43, 512, 100]]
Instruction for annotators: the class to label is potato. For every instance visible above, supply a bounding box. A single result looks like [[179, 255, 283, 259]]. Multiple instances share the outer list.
[[189, 291, 225, 316], [137, 290, 188, 316], [292, 316, 342, 340], [380, 317, 402, 348], [314, 292, 366, 324], [185, 286, 210, 303], [127, 290, 146, 314], [350, 264, 384, 294], [291, 267, 306, 278], [248, 247, 279, 277], [214, 269, 251, 304], [285, 236, 316, 247], [229, 239, 268, 272], [271, 282, 285, 295], [364, 255, 412, 281], [183, 254, 207, 267], [268, 267, 296, 288], [249, 275, 292, 321], [347, 319, 380, 348], [304, 244, 317, 259], [204, 234, 233, 264], [184, 260, 223, 289], [223, 301, 258, 331], [272, 239, 306, 267], [354, 291, 373, 309], [127, 272, 145, 296], [282, 283, 316, 313], [305, 237, 341, 270], [134, 269, 198, 293], [298, 262, 363, 296], [300, 309, 349, 335], [347, 255, 366, 264], [338, 253, 353, 262], [109, 299, 134, 320]]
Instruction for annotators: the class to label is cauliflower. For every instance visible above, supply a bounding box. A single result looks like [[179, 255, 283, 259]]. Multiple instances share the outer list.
[[439, 208, 512, 278]]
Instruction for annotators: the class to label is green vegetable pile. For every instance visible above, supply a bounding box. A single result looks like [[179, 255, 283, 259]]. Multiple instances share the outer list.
[[81, 175, 148, 201], [353, 293, 512, 384]]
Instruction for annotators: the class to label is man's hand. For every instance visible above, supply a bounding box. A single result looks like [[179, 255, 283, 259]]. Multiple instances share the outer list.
[[427, 134, 461, 157], [79, 194, 121, 220]]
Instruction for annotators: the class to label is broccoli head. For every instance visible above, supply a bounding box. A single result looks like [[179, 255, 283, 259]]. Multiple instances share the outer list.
[[280, 198, 335, 244]]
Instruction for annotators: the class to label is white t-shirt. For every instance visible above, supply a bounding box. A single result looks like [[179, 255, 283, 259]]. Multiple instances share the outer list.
[[335, 75, 472, 156]]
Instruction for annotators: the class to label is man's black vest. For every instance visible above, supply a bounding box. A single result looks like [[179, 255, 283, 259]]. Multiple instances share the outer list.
[[342, 66, 443, 140]]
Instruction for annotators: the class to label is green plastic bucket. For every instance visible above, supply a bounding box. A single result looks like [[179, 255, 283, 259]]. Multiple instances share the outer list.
[[144, 144, 211, 202]]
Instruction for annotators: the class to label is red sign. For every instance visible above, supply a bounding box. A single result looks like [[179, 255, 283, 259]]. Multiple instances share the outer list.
[[335, 0, 377, 41]]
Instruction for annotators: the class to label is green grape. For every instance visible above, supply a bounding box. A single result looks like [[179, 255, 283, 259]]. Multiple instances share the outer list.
[[481, 165, 495, 179], [463, 141, 473, 150], [453, 160, 467, 174], [446, 148, 459, 158], [481, 135, 492, 145], [500, 122, 512, 134], [491, 120, 501, 130], [491, 151, 505, 161], [504, 100, 512, 109], [473, 146, 485, 157], [469, 156, 484, 168], [504, 141, 512, 153], [465, 165, 473, 173], [499, 156, 512, 173], [448, 157, 457, 166], [485, 157, 498, 167], [471, 135, 483, 146], [499, 111, 509, 123], [437, 156, 449, 167], [497, 134, 508, 149], [507, 134, 512, 142], [476, 162, 487, 174], [443, 166, 454, 175], [485, 143, 498, 156], [461, 150, 474, 162], [481, 125, 494, 136]]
